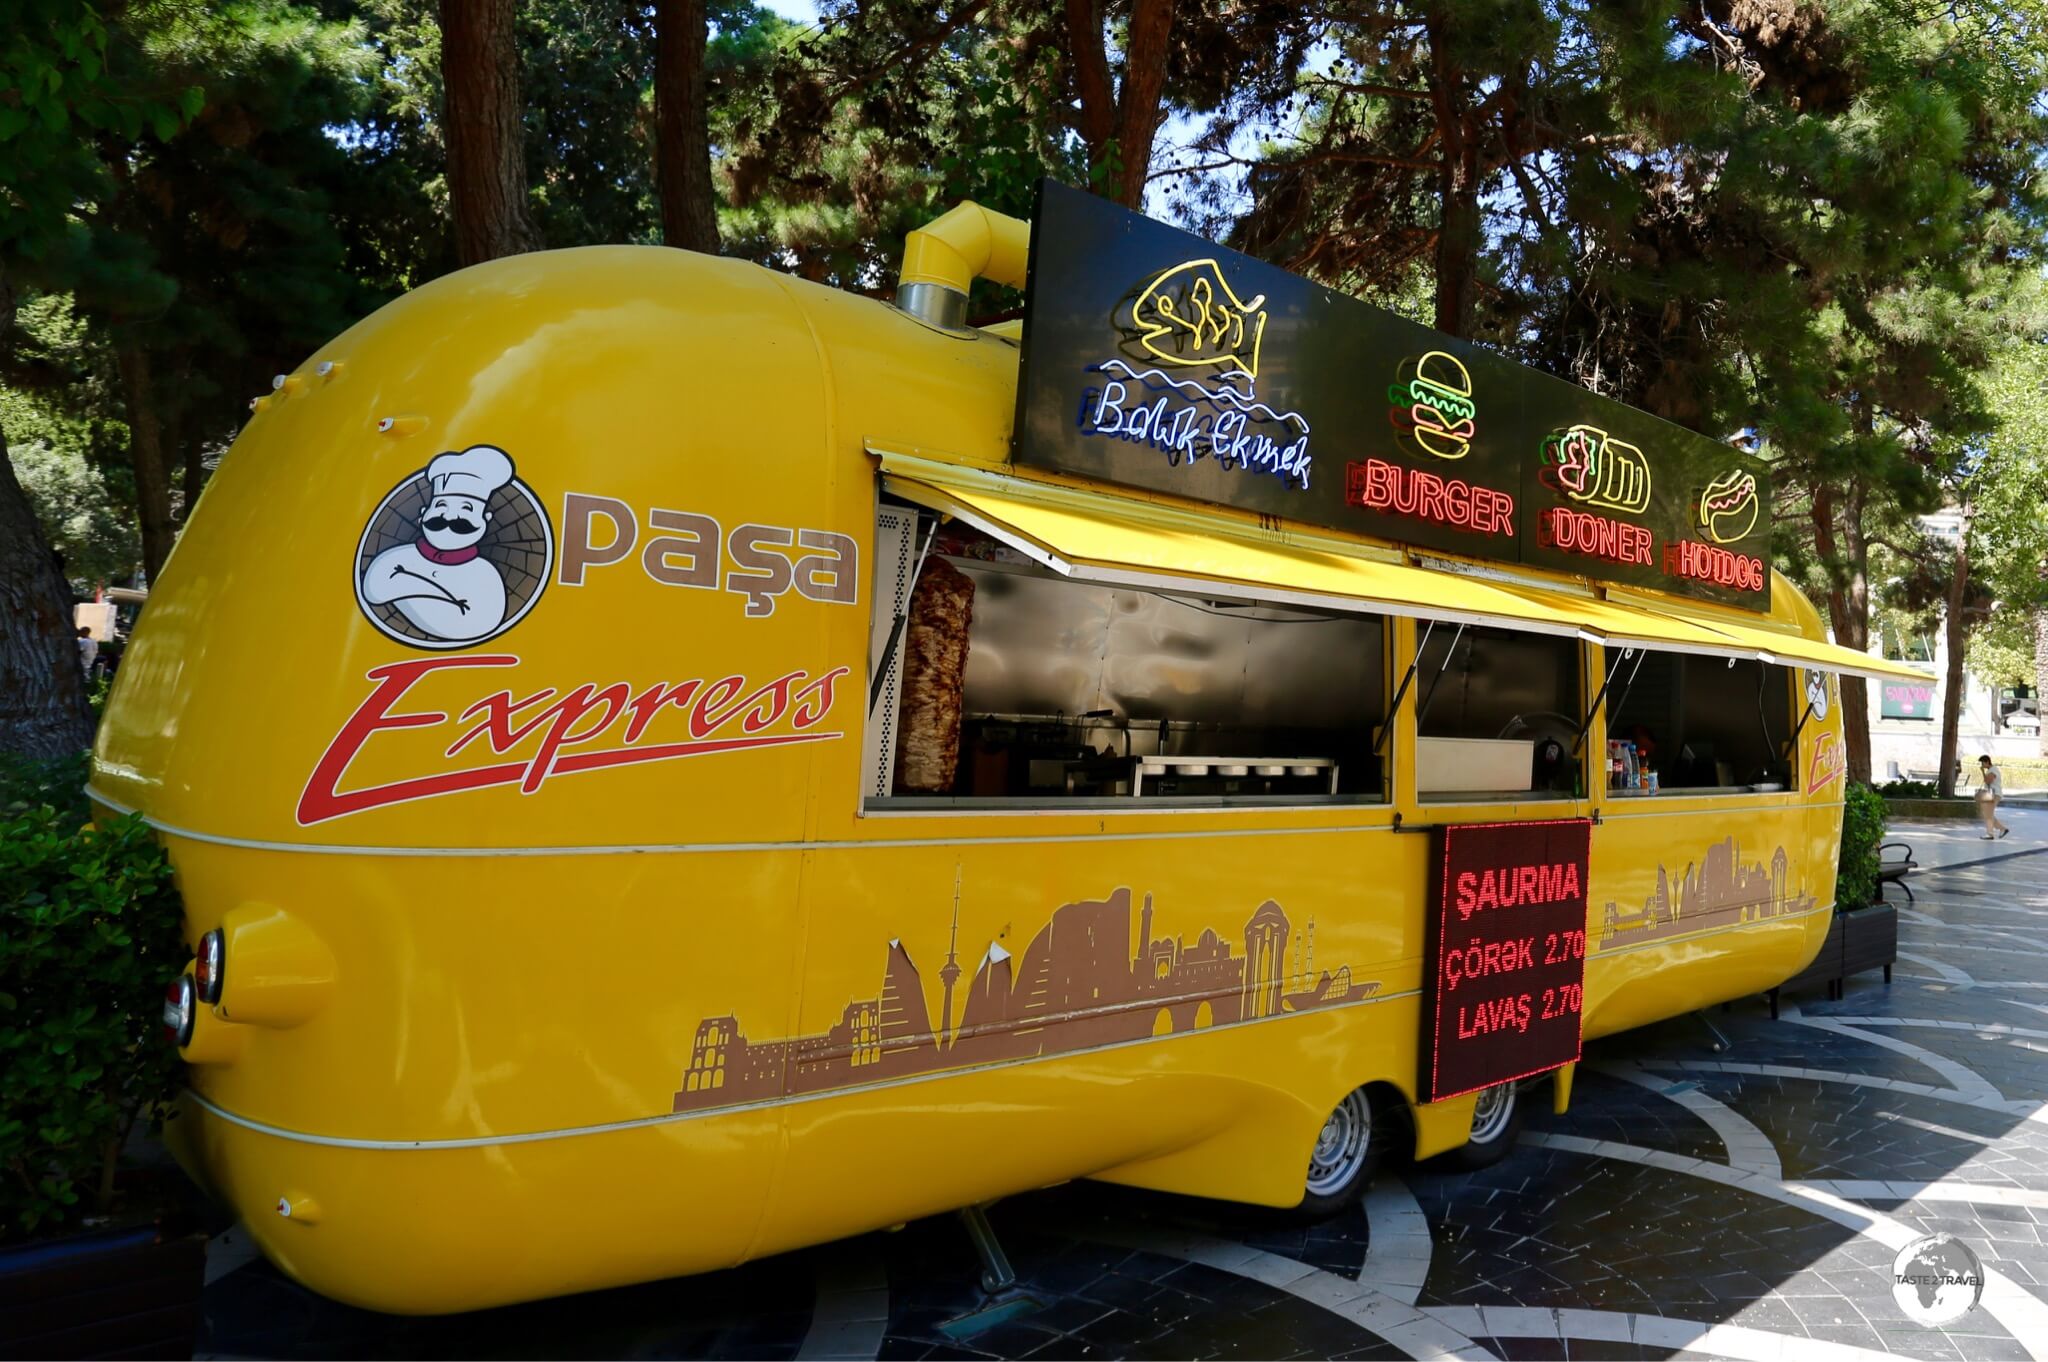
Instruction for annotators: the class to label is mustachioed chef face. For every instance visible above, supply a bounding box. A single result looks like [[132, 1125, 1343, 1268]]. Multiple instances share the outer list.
[[421, 492, 490, 550], [416, 445, 515, 552]]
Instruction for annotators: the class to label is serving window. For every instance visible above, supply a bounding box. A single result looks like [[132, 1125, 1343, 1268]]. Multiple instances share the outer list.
[[1412, 624, 1583, 801], [863, 517, 1388, 809], [1607, 652, 1797, 794]]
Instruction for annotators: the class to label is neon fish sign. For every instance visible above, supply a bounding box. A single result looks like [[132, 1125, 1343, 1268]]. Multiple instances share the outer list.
[[1132, 258, 1269, 380]]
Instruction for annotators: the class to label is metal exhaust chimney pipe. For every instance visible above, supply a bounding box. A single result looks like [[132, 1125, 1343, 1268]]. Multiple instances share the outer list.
[[895, 201, 1032, 331]]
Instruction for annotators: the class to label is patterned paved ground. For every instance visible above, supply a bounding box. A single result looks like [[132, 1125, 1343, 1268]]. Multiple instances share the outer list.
[[200, 812, 2048, 1360]]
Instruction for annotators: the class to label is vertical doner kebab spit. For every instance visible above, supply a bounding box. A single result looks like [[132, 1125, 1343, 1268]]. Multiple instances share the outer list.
[[893, 558, 976, 794]]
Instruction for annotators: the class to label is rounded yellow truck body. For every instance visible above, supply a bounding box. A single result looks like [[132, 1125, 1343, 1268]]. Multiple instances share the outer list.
[[95, 222, 1864, 1314]]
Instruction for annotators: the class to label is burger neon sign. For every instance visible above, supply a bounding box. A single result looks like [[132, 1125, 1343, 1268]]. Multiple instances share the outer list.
[[1388, 351, 1477, 461]]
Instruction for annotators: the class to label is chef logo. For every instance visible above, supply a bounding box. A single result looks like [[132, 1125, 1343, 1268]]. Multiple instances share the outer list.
[[355, 445, 553, 649], [1805, 668, 1831, 720]]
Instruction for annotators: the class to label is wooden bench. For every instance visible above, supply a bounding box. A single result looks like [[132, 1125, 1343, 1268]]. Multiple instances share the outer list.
[[1877, 840, 1917, 904]]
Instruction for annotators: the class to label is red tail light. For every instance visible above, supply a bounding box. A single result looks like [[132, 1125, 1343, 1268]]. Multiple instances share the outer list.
[[163, 975, 195, 1048], [196, 929, 225, 1005]]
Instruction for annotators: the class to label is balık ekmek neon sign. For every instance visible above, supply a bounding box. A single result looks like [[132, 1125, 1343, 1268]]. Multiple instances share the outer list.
[[1013, 180, 1775, 611]]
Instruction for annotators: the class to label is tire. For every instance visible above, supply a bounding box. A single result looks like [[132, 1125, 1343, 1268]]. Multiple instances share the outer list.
[[1433, 1082, 1522, 1171], [1291, 1085, 1395, 1220]]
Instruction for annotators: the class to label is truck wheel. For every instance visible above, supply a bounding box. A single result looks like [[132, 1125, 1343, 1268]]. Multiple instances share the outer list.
[[1294, 1085, 1391, 1219], [1436, 1083, 1521, 1171]]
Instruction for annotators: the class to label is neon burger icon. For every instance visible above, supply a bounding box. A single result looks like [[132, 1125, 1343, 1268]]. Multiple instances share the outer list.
[[1389, 350, 1477, 460], [1698, 469, 1760, 544]]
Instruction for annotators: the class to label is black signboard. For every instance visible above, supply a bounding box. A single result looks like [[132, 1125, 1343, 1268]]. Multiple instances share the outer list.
[[1012, 180, 1772, 610], [1420, 818, 1593, 1103]]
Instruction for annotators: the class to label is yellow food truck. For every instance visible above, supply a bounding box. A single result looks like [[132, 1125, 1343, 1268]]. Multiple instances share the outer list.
[[93, 181, 1918, 1314]]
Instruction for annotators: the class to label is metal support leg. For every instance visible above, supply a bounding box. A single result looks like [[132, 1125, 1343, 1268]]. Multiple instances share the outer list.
[[958, 1203, 1016, 1295], [1695, 1009, 1730, 1054]]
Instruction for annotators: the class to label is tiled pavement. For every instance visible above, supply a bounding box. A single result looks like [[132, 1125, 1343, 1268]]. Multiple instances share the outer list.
[[200, 813, 2048, 1360]]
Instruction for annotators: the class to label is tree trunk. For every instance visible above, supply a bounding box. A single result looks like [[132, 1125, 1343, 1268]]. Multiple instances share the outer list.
[[0, 434, 92, 759], [0, 269, 94, 759], [1065, 0, 1116, 190], [1839, 484, 1873, 785], [178, 404, 205, 522], [115, 345, 176, 587], [2034, 599, 2048, 760], [182, 437, 204, 520], [1063, 0, 1173, 208], [440, 0, 542, 267], [1811, 480, 1874, 783], [654, 0, 719, 254], [1111, 0, 1174, 209], [1935, 507, 1971, 798], [1427, 13, 1479, 337]]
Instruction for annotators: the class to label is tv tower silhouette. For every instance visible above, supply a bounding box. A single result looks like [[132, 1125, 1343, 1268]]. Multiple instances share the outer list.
[[938, 869, 963, 1048]]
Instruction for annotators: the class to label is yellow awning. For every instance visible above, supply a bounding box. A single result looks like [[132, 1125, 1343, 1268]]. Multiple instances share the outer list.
[[1647, 611, 1924, 682], [1490, 584, 1766, 661], [874, 451, 1930, 683], [875, 454, 1590, 636], [1601, 587, 1926, 682]]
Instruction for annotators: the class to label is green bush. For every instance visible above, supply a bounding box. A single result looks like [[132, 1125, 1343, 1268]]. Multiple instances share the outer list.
[[1875, 774, 1933, 798], [1875, 778, 1940, 799], [0, 751, 91, 822], [1837, 781, 1886, 911], [1, 758, 187, 1240]]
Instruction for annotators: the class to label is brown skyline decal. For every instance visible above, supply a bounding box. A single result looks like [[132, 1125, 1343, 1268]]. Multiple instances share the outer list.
[[1598, 837, 1813, 949], [672, 887, 1377, 1112]]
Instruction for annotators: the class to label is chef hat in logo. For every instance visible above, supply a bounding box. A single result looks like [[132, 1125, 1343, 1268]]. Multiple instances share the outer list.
[[427, 445, 515, 502]]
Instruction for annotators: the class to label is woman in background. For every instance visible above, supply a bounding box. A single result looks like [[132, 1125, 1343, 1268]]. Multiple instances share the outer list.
[[1978, 754, 2011, 839]]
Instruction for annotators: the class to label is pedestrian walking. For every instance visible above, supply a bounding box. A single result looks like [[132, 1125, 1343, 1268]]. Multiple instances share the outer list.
[[75, 626, 98, 677], [1978, 754, 2010, 839]]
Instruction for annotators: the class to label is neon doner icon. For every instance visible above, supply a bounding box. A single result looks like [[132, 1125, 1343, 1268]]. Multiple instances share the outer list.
[[1541, 425, 1652, 516]]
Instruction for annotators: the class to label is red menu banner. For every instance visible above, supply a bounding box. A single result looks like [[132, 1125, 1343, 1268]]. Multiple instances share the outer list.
[[1422, 818, 1594, 1104]]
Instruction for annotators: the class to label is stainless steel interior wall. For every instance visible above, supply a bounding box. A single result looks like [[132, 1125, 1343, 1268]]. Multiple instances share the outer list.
[[953, 557, 1384, 745]]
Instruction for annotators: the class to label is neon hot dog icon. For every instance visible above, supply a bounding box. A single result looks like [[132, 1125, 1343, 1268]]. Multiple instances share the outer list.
[[1697, 469, 1760, 544]]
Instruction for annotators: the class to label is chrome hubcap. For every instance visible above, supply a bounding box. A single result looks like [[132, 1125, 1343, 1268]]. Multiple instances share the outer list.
[[1306, 1089, 1372, 1196], [1470, 1083, 1515, 1145]]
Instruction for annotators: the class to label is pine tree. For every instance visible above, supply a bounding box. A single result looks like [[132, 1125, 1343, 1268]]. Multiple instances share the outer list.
[[1, 1, 196, 758], [655, 0, 720, 252], [440, 0, 542, 264], [73, 2, 381, 585]]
